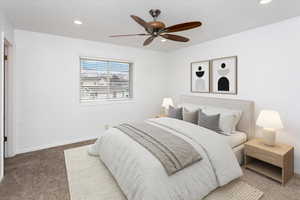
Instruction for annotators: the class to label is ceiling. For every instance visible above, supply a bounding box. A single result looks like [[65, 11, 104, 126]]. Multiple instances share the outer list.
[[1, 0, 300, 51]]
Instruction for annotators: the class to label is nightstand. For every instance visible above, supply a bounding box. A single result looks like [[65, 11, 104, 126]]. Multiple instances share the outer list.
[[244, 138, 294, 185], [155, 114, 167, 118]]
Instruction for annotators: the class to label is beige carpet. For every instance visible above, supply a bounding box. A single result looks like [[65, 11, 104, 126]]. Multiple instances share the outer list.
[[64, 145, 263, 200]]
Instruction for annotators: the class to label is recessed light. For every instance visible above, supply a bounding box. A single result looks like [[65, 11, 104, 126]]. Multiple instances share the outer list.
[[161, 38, 167, 42], [260, 0, 272, 5], [74, 20, 83, 25]]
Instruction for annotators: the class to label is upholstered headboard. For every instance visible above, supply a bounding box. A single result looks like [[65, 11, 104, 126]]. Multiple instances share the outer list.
[[179, 95, 255, 139]]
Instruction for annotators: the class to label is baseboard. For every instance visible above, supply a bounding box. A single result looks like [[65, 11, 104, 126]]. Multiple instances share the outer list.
[[16, 136, 98, 155]]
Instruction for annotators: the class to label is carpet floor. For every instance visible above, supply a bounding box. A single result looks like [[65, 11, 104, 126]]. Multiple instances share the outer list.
[[0, 140, 299, 200]]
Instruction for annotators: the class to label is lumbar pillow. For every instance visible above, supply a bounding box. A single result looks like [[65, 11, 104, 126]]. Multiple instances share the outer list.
[[167, 106, 183, 120], [183, 108, 198, 124], [198, 110, 222, 133]]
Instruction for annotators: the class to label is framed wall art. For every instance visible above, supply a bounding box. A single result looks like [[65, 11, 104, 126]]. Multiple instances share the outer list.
[[211, 56, 237, 94], [191, 60, 210, 93]]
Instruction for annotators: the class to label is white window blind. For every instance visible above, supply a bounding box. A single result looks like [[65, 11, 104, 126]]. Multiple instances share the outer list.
[[80, 58, 132, 102]]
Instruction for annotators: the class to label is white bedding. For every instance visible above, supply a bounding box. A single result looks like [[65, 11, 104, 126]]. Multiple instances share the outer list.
[[89, 118, 243, 200], [222, 131, 247, 148]]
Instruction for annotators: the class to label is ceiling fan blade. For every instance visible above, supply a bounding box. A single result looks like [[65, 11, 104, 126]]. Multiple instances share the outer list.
[[131, 15, 153, 33], [109, 33, 150, 37], [143, 36, 156, 46], [160, 34, 189, 42], [163, 21, 202, 33]]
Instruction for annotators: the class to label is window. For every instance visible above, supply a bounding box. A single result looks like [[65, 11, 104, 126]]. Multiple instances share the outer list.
[[80, 58, 132, 102]]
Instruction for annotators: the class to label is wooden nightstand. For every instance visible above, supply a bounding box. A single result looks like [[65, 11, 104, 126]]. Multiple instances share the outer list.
[[244, 138, 294, 185]]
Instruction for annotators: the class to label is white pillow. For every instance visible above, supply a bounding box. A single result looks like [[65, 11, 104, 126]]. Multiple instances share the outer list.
[[201, 106, 242, 135]]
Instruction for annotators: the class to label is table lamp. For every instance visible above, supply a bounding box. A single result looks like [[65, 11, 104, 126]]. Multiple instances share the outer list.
[[256, 110, 283, 146], [161, 98, 174, 115]]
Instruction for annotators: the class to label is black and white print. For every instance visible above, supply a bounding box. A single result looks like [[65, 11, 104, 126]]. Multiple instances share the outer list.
[[191, 60, 210, 93], [211, 56, 237, 94]]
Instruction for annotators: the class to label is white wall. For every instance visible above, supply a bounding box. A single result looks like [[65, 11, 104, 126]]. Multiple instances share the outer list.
[[0, 11, 14, 181], [0, 12, 14, 43], [14, 30, 168, 153], [166, 16, 300, 173]]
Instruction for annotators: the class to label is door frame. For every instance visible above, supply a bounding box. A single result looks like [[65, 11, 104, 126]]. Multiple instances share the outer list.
[[0, 33, 15, 181], [3, 38, 15, 158]]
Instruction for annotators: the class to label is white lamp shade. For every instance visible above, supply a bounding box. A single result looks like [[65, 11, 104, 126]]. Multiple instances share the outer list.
[[256, 110, 283, 130], [162, 98, 174, 108]]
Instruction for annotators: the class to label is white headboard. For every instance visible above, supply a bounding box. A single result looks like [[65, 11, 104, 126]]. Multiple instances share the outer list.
[[180, 95, 255, 139]]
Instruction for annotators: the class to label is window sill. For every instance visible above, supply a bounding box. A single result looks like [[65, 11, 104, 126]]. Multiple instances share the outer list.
[[80, 99, 135, 106]]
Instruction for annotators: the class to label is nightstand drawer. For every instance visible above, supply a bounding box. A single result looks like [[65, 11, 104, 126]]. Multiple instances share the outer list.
[[245, 145, 282, 167]]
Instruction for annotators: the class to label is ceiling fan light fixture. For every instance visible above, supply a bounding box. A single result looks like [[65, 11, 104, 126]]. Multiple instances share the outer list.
[[73, 20, 83, 25], [259, 0, 272, 5]]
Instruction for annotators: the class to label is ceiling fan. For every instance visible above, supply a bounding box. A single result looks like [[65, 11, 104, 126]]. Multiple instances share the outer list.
[[109, 9, 202, 46]]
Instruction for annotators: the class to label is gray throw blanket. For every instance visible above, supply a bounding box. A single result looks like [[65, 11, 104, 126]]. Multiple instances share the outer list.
[[115, 122, 202, 175]]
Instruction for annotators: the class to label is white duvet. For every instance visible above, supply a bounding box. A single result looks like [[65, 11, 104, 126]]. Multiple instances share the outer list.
[[89, 117, 243, 200]]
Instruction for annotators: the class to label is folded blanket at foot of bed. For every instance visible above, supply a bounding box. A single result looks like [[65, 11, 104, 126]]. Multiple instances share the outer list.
[[115, 122, 202, 176]]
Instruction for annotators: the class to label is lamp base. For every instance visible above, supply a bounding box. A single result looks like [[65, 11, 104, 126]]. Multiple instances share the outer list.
[[164, 107, 169, 115], [262, 129, 276, 146], [161, 107, 168, 115]]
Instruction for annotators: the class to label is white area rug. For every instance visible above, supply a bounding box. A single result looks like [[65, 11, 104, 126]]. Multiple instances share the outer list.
[[64, 145, 263, 200]]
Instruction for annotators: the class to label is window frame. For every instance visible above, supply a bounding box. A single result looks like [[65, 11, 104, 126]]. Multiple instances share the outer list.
[[79, 56, 134, 104]]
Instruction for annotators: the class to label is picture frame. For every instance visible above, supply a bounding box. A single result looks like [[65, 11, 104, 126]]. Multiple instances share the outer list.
[[211, 56, 238, 94], [190, 60, 210, 93]]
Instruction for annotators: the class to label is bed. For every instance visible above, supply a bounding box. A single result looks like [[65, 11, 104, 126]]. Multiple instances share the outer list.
[[89, 95, 254, 200], [179, 95, 255, 164]]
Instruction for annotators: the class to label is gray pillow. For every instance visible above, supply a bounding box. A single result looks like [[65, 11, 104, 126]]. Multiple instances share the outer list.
[[183, 108, 198, 124], [198, 110, 222, 133], [201, 106, 242, 135], [167, 106, 183, 120]]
